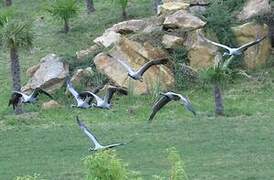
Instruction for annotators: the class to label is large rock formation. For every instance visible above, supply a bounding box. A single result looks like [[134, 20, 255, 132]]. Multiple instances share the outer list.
[[106, 19, 147, 34], [94, 31, 121, 48], [232, 22, 271, 69], [76, 44, 101, 60], [162, 34, 185, 49], [184, 30, 221, 69], [163, 10, 206, 31], [237, 0, 271, 21], [71, 67, 94, 86], [42, 100, 61, 110], [158, 2, 190, 15], [94, 38, 174, 94], [22, 54, 69, 93]]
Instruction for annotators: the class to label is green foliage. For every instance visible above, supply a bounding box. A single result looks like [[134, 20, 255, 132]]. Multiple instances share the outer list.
[[14, 174, 41, 180], [0, 8, 14, 27], [112, 0, 128, 10], [84, 150, 129, 180], [167, 147, 188, 180], [170, 47, 198, 90], [47, 0, 78, 21], [0, 19, 33, 49]]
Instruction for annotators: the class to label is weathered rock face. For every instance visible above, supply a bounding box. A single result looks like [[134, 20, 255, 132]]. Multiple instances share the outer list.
[[163, 10, 206, 31], [158, 2, 190, 15], [42, 100, 61, 110], [232, 22, 271, 69], [26, 64, 40, 77], [106, 19, 147, 34], [184, 30, 221, 69], [76, 44, 101, 60], [71, 67, 94, 85], [22, 54, 69, 93], [162, 34, 185, 49], [93, 31, 121, 48], [237, 0, 271, 21], [94, 38, 174, 94]]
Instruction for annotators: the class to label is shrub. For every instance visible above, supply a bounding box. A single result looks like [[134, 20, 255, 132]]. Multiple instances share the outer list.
[[84, 150, 130, 180], [167, 147, 188, 180]]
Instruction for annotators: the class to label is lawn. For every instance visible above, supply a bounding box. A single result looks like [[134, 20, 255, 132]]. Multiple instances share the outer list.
[[1, 0, 274, 179]]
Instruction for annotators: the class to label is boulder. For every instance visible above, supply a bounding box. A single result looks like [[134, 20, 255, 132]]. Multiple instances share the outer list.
[[94, 31, 121, 48], [106, 19, 147, 34], [183, 30, 221, 69], [71, 67, 94, 85], [162, 34, 185, 49], [94, 38, 174, 94], [232, 22, 271, 69], [22, 54, 69, 93], [42, 100, 61, 110], [163, 10, 206, 31], [76, 44, 101, 60], [26, 64, 40, 77], [157, 2, 190, 15], [237, 0, 271, 21]]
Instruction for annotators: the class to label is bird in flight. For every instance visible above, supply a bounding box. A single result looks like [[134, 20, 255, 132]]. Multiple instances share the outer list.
[[80, 85, 128, 109], [66, 79, 102, 109], [108, 53, 168, 81], [76, 116, 126, 151], [201, 34, 267, 57], [148, 92, 196, 122], [8, 88, 53, 110]]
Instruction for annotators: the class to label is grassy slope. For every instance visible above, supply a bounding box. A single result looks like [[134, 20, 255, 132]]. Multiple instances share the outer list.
[[1, 0, 274, 179]]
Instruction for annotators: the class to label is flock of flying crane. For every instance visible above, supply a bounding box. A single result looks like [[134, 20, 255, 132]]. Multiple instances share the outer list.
[[8, 34, 266, 151]]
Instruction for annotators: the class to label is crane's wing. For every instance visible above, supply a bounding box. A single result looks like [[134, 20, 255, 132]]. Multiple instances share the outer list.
[[148, 95, 172, 122], [136, 58, 168, 77], [238, 36, 267, 52], [80, 91, 103, 104], [76, 116, 102, 148], [32, 88, 53, 99], [104, 86, 128, 103], [79, 85, 104, 104], [116, 58, 135, 74], [201, 35, 231, 50], [8, 92, 22, 110], [66, 79, 80, 100], [104, 142, 125, 149], [177, 94, 196, 116]]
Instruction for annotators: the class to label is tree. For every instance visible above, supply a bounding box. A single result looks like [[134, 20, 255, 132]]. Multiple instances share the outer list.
[[200, 56, 235, 116], [47, 0, 78, 33], [5, 0, 12, 6], [112, 0, 128, 19], [0, 19, 33, 114], [85, 0, 95, 14]]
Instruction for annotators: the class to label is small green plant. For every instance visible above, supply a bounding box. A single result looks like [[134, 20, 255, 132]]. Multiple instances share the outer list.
[[112, 0, 128, 19], [167, 147, 188, 180], [14, 173, 41, 180], [84, 150, 129, 180], [47, 0, 79, 33]]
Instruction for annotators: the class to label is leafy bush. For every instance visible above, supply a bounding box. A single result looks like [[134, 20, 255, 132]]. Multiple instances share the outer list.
[[14, 174, 41, 180], [167, 147, 188, 180], [84, 150, 130, 180], [47, 0, 79, 33]]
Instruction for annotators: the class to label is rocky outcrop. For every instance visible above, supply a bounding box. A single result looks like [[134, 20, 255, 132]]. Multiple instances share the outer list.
[[22, 54, 69, 93], [232, 22, 271, 69], [237, 0, 271, 21], [163, 10, 206, 31], [184, 30, 221, 69], [76, 44, 101, 60], [71, 67, 94, 85], [158, 2, 190, 15], [26, 64, 40, 77], [106, 19, 147, 34], [162, 34, 185, 49], [42, 100, 61, 110], [94, 38, 174, 94], [94, 31, 121, 48]]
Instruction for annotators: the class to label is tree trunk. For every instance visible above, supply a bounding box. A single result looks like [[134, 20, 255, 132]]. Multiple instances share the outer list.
[[122, 8, 128, 20], [5, 0, 12, 6], [153, 0, 162, 13], [214, 84, 224, 116], [64, 19, 69, 33], [10, 47, 23, 114], [85, 0, 95, 14]]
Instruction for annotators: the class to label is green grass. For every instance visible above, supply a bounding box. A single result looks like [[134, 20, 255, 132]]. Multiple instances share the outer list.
[[1, 0, 274, 179]]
